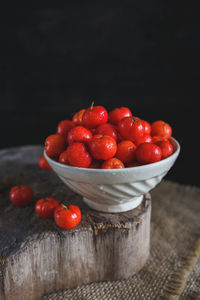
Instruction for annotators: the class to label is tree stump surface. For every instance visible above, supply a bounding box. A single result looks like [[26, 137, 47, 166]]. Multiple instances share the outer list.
[[0, 146, 151, 300]]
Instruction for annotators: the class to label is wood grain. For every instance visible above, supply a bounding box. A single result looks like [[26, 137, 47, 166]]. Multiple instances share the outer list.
[[0, 146, 151, 300]]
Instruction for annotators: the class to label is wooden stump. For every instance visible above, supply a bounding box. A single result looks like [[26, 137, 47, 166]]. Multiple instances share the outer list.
[[0, 146, 151, 300]]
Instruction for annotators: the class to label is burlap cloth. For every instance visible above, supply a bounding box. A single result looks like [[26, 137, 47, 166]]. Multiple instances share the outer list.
[[41, 181, 200, 300]]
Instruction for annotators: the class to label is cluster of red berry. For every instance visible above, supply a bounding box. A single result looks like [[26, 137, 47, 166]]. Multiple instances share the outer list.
[[44, 104, 173, 169], [9, 185, 81, 230]]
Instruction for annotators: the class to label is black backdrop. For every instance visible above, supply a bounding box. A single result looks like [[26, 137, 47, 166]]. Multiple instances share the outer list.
[[0, 2, 199, 186]]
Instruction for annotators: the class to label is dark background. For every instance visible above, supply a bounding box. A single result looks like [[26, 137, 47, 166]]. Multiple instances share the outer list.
[[0, 2, 199, 186]]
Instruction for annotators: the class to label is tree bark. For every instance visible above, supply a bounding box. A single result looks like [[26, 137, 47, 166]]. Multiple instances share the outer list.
[[0, 146, 151, 300]]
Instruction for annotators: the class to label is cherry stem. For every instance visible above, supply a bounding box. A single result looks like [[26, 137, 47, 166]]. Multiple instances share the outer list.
[[61, 204, 68, 210], [90, 101, 94, 110], [131, 117, 137, 122]]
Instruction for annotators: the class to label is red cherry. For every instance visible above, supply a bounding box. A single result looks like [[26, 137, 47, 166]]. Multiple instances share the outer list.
[[108, 107, 132, 125], [155, 140, 174, 159], [136, 143, 162, 164], [38, 155, 51, 170], [88, 134, 117, 160], [82, 103, 108, 128], [45, 134, 66, 158], [118, 117, 144, 143], [57, 120, 74, 139], [152, 135, 168, 143], [66, 142, 92, 168], [135, 134, 152, 146], [133, 118, 151, 135], [94, 123, 118, 141], [59, 150, 69, 165], [142, 120, 151, 135], [10, 185, 33, 207], [54, 204, 81, 230], [101, 158, 125, 169], [72, 109, 86, 125], [35, 197, 59, 219], [116, 140, 136, 163], [151, 120, 172, 138], [67, 126, 92, 145]]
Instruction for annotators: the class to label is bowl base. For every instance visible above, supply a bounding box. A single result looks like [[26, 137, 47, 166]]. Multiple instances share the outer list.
[[83, 195, 144, 213]]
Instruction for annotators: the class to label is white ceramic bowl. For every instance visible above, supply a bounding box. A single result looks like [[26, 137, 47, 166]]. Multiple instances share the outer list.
[[44, 137, 180, 213]]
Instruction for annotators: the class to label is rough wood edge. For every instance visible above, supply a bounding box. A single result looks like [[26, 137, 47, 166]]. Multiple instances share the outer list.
[[0, 196, 151, 300], [0, 195, 150, 261]]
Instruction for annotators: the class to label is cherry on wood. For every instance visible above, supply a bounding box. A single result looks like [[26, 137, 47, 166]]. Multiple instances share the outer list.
[[0, 146, 151, 300]]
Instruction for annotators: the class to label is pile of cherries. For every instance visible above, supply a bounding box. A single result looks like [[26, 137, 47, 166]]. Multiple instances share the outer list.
[[8, 104, 174, 230], [44, 104, 174, 169], [9, 185, 81, 230]]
